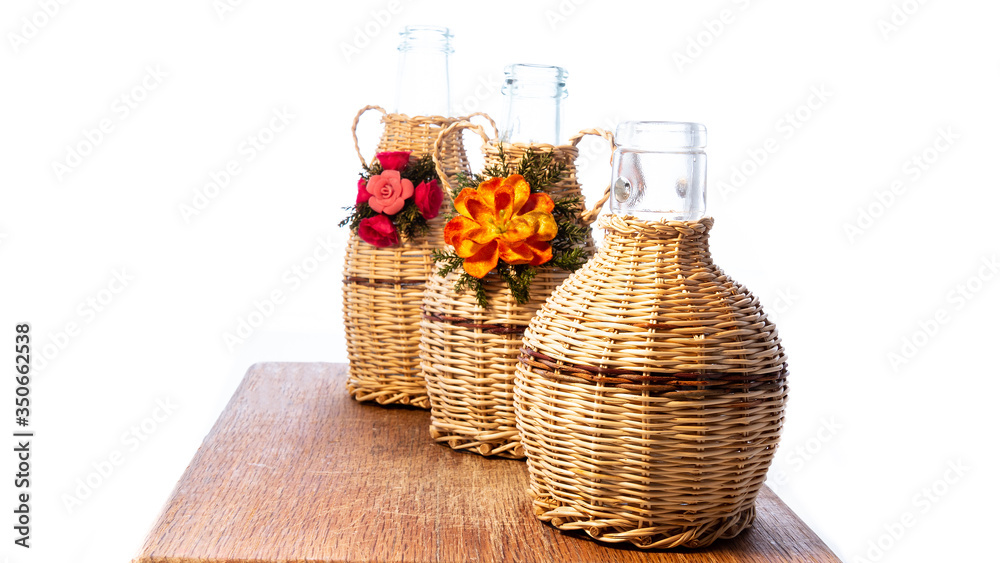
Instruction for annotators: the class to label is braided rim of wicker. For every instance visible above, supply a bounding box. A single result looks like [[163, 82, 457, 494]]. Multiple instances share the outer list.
[[420, 125, 615, 457], [514, 215, 788, 548], [344, 107, 492, 409]]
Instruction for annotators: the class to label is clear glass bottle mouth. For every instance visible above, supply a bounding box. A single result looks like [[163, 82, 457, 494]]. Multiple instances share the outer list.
[[615, 121, 706, 152], [502, 63, 568, 99], [398, 25, 453, 53]]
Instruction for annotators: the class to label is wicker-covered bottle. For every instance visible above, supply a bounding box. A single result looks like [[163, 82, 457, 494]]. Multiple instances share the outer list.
[[514, 121, 789, 548], [420, 64, 615, 457], [344, 26, 490, 408]]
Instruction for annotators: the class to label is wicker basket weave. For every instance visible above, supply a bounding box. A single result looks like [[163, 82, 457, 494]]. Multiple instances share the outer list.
[[343, 106, 495, 409], [419, 122, 614, 457], [514, 215, 788, 548]]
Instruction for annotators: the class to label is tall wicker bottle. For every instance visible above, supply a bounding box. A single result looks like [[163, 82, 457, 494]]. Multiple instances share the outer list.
[[344, 26, 485, 409], [420, 64, 614, 457], [515, 122, 789, 548]]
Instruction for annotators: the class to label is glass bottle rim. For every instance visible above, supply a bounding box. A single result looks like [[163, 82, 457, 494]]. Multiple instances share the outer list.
[[398, 25, 453, 53], [502, 63, 567, 99], [505, 62, 567, 77], [615, 121, 707, 151]]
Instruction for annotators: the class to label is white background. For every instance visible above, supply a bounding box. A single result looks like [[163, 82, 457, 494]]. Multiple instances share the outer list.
[[1, 1, 998, 561]]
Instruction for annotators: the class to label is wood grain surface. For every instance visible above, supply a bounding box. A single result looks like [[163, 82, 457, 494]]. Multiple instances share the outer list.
[[133, 362, 840, 563]]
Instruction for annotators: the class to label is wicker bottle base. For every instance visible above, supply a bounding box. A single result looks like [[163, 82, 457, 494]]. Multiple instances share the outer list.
[[514, 216, 789, 548]]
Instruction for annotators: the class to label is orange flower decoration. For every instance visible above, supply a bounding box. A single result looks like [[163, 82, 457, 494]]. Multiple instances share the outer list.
[[444, 175, 558, 279]]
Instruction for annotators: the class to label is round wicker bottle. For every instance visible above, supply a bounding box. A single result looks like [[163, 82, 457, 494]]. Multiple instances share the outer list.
[[344, 26, 485, 409], [514, 122, 788, 548], [420, 64, 615, 457]]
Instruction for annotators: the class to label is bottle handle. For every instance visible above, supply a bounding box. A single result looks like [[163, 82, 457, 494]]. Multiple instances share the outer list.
[[433, 120, 493, 200], [568, 128, 616, 225], [351, 105, 388, 167]]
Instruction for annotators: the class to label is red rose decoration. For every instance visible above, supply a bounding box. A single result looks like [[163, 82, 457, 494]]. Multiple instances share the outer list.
[[356, 177, 371, 205], [375, 151, 411, 172], [415, 179, 443, 220], [358, 214, 399, 248]]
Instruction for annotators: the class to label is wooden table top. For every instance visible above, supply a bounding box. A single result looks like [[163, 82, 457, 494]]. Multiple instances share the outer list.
[[133, 362, 839, 563]]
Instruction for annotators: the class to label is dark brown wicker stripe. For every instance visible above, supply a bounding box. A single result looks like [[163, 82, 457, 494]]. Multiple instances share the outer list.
[[343, 276, 427, 288], [421, 313, 525, 335], [520, 347, 788, 392]]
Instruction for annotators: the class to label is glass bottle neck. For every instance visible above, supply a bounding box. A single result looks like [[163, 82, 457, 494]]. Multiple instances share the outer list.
[[610, 122, 708, 221], [499, 64, 567, 145], [394, 26, 452, 117]]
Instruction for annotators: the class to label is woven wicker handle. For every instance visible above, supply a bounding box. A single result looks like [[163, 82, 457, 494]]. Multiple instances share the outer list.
[[351, 105, 388, 167], [569, 128, 616, 226], [460, 111, 499, 139], [433, 120, 493, 198]]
